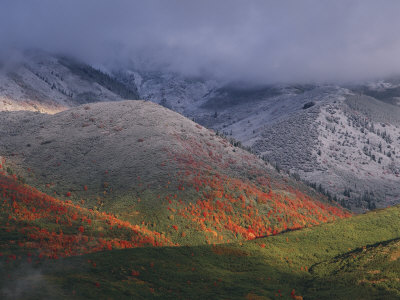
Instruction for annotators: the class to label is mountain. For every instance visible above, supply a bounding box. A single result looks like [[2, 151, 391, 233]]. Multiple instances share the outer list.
[[117, 69, 400, 212], [251, 93, 400, 212], [1, 52, 400, 213], [114, 69, 219, 115], [0, 51, 138, 113]]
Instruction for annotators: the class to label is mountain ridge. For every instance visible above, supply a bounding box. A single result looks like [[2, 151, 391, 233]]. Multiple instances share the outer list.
[[2, 52, 400, 211]]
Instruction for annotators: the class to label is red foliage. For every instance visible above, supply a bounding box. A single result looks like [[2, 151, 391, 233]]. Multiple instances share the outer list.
[[0, 174, 174, 260], [162, 133, 351, 246], [131, 270, 140, 276]]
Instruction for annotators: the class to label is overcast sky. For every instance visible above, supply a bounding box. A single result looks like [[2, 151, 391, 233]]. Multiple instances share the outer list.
[[1, 0, 400, 84]]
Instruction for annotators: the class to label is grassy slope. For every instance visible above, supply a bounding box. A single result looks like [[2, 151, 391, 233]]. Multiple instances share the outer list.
[[0, 172, 399, 299], [49, 204, 399, 299]]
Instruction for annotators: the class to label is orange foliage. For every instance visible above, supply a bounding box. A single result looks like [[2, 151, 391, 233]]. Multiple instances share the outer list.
[[163, 135, 351, 245], [0, 174, 174, 260]]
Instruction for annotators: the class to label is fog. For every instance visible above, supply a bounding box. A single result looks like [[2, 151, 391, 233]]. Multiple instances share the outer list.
[[1, 0, 400, 84]]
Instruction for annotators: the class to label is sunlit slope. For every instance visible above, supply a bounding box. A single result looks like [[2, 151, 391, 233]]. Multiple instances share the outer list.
[[0, 173, 173, 260], [310, 238, 400, 299], [0, 52, 139, 113], [0, 101, 349, 246]]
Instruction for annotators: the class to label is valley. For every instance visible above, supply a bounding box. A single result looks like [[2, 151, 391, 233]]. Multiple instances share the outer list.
[[2, 2, 400, 299], [0, 54, 399, 299]]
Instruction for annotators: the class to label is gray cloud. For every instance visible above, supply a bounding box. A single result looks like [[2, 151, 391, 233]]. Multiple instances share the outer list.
[[1, 0, 400, 84]]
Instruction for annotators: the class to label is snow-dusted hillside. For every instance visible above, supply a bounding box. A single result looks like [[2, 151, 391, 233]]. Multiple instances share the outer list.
[[1, 52, 399, 211], [117, 69, 400, 211], [253, 94, 400, 211], [114, 69, 219, 114], [0, 51, 138, 113]]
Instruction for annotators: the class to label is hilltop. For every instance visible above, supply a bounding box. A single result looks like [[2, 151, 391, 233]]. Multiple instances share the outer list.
[[0, 100, 349, 247]]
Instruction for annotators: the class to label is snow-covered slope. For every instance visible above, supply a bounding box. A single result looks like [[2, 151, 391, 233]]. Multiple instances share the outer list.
[[114, 69, 219, 114], [117, 69, 400, 211], [0, 51, 139, 113], [252, 94, 400, 212]]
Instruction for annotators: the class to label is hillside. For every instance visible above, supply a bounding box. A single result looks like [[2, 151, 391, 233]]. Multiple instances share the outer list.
[[0, 172, 172, 259], [0, 171, 398, 299], [2, 99, 400, 299], [2, 52, 399, 212], [118, 68, 400, 212], [252, 93, 400, 212], [0, 100, 349, 247], [0, 51, 138, 113], [0, 100, 359, 299]]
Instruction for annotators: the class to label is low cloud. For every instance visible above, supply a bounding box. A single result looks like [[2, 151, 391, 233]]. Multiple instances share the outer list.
[[0, 262, 50, 299], [1, 0, 400, 84]]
